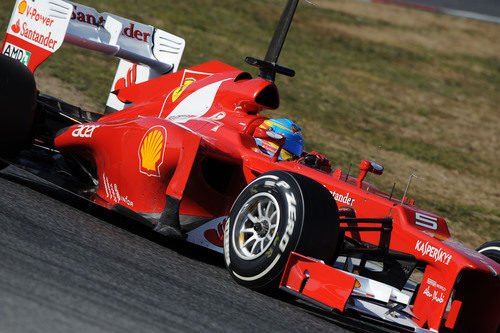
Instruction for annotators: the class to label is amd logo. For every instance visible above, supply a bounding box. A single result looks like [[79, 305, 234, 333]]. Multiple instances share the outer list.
[[2, 43, 31, 66]]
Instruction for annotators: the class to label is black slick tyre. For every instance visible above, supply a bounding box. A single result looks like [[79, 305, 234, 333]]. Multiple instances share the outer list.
[[0, 54, 37, 156], [477, 240, 500, 264], [0, 159, 7, 171], [224, 170, 341, 291]]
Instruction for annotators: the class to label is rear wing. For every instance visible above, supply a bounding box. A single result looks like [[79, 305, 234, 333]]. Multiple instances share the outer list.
[[1, 0, 185, 112]]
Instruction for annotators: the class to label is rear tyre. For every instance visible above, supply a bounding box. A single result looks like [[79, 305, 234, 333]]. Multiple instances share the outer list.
[[0, 159, 7, 171], [0, 54, 37, 156], [224, 170, 341, 290], [477, 240, 500, 264]]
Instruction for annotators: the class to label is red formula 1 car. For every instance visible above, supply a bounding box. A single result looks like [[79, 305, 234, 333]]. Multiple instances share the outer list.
[[1, 0, 499, 332]]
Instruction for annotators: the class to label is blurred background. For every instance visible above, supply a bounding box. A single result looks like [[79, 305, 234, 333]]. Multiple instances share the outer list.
[[1, 0, 498, 246]]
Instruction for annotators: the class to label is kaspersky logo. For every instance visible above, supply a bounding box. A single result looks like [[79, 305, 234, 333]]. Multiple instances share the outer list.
[[138, 126, 167, 177]]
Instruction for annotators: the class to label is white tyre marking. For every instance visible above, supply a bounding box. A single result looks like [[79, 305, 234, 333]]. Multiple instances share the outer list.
[[231, 254, 281, 281], [478, 246, 500, 253]]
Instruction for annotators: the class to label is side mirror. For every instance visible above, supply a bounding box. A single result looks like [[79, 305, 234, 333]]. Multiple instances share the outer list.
[[357, 159, 384, 188], [253, 126, 286, 162]]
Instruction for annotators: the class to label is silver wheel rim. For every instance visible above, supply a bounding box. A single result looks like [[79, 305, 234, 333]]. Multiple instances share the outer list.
[[232, 192, 280, 260]]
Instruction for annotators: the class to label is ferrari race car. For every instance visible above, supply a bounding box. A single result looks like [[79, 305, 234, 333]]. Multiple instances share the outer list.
[[1, 0, 499, 332]]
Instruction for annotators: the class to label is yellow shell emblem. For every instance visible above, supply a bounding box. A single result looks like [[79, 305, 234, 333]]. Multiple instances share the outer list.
[[18, 1, 27, 14], [172, 78, 195, 102], [139, 127, 166, 177]]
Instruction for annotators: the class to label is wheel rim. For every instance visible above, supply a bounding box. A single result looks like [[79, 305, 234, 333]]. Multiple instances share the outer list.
[[232, 192, 280, 260]]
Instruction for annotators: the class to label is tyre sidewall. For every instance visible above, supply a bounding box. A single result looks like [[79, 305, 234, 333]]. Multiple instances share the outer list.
[[477, 240, 500, 264], [224, 171, 305, 289]]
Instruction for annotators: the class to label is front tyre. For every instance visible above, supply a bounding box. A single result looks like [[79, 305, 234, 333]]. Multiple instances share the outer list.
[[477, 240, 500, 264], [224, 170, 341, 291]]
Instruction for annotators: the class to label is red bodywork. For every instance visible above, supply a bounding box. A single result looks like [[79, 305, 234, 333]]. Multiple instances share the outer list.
[[54, 60, 500, 332]]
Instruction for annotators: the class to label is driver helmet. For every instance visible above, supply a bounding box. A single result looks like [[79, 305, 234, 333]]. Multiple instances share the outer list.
[[254, 118, 304, 161]]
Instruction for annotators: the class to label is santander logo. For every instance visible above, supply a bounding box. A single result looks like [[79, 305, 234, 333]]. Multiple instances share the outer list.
[[8, 1, 62, 52], [11, 19, 20, 33], [204, 218, 227, 247], [114, 63, 137, 102], [70, 5, 151, 43]]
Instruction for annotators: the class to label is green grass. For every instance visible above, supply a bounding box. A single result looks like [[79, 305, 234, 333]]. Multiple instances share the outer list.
[[1, 0, 498, 246]]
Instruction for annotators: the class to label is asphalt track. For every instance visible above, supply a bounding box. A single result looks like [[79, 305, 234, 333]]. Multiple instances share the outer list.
[[364, 0, 500, 23], [0, 165, 364, 333], [399, 0, 500, 17]]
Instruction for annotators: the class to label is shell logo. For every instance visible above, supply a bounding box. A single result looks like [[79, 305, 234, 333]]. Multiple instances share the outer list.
[[18, 1, 27, 14], [138, 126, 167, 177], [172, 78, 195, 102]]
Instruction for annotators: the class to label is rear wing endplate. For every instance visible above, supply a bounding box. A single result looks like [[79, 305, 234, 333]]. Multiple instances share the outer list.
[[1, 0, 185, 112]]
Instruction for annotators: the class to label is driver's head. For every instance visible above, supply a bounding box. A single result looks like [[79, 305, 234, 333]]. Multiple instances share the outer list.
[[254, 118, 304, 161]]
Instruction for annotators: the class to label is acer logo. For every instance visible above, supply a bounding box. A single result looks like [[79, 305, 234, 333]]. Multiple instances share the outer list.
[[71, 124, 99, 138]]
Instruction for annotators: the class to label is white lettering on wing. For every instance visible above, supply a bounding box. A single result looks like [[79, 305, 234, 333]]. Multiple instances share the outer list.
[[415, 240, 452, 265], [329, 190, 355, 207]]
